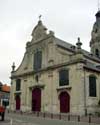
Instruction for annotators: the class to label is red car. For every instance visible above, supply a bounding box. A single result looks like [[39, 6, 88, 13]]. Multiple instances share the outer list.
[[0, 106, 5, 121]]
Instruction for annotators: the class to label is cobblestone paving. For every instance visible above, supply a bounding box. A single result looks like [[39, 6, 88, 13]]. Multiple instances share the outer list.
[[0, 112, 99, 125], [0, 119, 97, 125]]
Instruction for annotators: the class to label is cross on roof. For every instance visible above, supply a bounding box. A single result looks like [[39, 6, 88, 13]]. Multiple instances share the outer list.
[[39, 15, 42, 20], [98, 0, 100, 11]]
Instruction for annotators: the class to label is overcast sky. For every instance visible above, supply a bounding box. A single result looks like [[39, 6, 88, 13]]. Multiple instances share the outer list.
[[0, 0, 98, 85]]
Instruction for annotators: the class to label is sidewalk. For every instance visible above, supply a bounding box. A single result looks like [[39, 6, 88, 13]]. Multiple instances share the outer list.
[[4, 111, 100, 125]]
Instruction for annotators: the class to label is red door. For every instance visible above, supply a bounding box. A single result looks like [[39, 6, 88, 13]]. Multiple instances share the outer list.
[[59, 92, 70, 113], [32, 88, 41, 111], [16, 95, 20, 110]]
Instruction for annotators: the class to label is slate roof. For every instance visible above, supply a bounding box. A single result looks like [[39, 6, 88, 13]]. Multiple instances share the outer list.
[[55, 37, 74, 51], [54, 37, 100, 72], [55, 37, 100, 63], [95, 10, 100, 17], [84, 61, 100, 72]]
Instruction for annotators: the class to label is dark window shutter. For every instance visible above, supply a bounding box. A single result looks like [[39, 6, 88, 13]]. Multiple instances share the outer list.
[[59, 70, 69, 86], [89, 76, 96, 97]]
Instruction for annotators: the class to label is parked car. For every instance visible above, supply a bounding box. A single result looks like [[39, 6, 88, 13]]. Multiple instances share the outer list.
[[0, 105, 5, 121]]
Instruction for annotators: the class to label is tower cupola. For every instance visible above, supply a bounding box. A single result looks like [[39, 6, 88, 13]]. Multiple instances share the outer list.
[[95, 10, 100, 22], [90, 11, 100, 58], [95, 10, 100, 17]]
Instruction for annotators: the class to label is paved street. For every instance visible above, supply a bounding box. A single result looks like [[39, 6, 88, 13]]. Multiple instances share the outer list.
[[0, 112, 99, 125]]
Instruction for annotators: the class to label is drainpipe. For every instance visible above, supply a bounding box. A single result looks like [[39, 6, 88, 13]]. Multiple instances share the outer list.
[[83, 68, 87, 116]]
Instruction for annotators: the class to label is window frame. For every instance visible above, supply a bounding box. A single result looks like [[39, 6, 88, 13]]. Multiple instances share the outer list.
[[59, 69, 69, 86], [16, 79, 21, 91], [34, 50, 42, 71], [89, 75, 97, 97]]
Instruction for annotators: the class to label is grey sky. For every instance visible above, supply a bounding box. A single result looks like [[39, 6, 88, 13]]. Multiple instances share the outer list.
[[0, 0, 98, 85]]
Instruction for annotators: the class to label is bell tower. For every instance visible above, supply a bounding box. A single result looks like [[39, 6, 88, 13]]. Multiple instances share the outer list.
[[90, 10, 100, 58]]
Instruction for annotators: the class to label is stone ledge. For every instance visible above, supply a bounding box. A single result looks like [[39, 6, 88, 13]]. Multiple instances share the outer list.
[[56, 85, 72, 91]]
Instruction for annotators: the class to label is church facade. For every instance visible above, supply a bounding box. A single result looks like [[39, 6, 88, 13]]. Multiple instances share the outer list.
[[10, 11, 100, 115]]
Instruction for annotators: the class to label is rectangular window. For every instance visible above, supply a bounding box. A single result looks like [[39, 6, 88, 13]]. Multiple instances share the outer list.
[[34, 51, 42, 71], [89, 76, 96, 97], [59, 70, 69, 86], [16, 79, 21, 91]]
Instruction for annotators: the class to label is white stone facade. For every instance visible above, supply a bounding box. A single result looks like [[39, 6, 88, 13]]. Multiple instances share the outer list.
[[10, 13, 100, 115]]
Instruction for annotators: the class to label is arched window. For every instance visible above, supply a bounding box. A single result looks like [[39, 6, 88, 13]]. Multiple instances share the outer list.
[[95, 49, 99, 57], [16, 79, 21, 91], [59, 70, 69, 86], [89, 75, 96, 97], [34, 50, 42, 71]]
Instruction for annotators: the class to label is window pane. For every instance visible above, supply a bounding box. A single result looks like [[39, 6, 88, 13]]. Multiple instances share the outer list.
[[89, 76, 96, 97], [16, 79, 21, 91], [34, 51, 42, 71], [59, 70, 69, 86]]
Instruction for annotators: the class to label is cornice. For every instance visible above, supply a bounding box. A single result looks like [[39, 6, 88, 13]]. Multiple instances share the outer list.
[[11, 59, 86, 79]]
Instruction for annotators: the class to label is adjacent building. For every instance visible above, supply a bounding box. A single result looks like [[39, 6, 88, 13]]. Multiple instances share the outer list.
[[0, 82, 10, 107], [10, 11, 100, 115]]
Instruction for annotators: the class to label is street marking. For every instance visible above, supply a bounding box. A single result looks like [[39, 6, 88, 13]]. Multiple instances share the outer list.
[[13, 119, 40, 125], [10, 118, 12, 125]]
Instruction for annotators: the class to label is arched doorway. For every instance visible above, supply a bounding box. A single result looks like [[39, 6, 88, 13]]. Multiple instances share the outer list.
[[32, 88, 41, 111], [16, 95, 21, 110], [59, 91, 70, 113]]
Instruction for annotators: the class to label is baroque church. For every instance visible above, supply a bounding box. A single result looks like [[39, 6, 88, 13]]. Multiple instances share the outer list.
[[10, 11, 100, 115]]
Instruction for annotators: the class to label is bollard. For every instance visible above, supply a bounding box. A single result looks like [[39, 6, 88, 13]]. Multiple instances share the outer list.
[[20, 110, 23, 115], [68, 115, 70, 121], [51, 113, 53, 119], [59, 114, 61, 120], [37, 112, 39, 117], [43, 112, 45, 118], [78, 115, 80, 122], [8, 110, 9, 113], [89, 115, 91, 123]]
